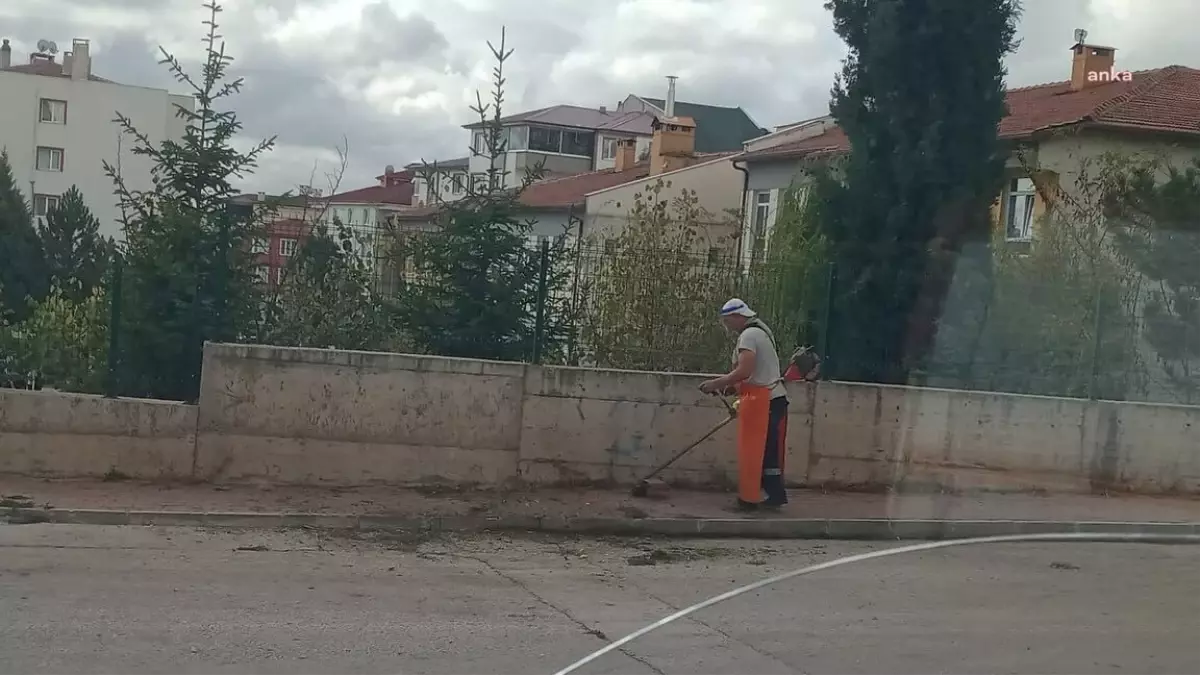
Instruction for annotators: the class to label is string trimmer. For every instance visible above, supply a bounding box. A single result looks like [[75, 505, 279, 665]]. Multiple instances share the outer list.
[[630, 395, 738, 498]]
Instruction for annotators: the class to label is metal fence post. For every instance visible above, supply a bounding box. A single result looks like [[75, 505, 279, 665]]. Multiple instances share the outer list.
[[532, 238, 551, 364], [104, 256, 123, 398]]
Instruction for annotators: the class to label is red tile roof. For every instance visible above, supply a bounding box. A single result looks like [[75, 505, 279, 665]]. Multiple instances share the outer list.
[[519, 165, 651, 208], [741, 66, 1200, 162], [327, 182, 414, 206]]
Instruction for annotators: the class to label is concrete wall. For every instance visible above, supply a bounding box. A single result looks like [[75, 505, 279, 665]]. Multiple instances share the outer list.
[[3, 343, 1197, 494], [0, 389, 196, 479], [194, 344, 524, 486]]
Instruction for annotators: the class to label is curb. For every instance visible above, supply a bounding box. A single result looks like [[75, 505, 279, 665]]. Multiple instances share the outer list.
[[4, 507, 1199, 540]]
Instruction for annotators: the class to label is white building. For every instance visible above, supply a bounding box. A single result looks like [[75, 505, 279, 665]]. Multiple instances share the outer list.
[[407, 156, 469, 206], [322, 166, 417, 277], [0, 37, 194, 240], [427, 77, 766, 194]]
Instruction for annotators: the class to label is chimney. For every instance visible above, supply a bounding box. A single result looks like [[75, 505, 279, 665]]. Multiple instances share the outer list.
[[614, 138, 637, 171], [650, 115, 696, 176], [69, 38, 90, 80], [257, 191, 266, 202], [0, 40, 10, 69], [63, 51, 74, 74], [1069, 32, 1116, 91], [664, 75, 678, 118], [599, 105, 607, 114]]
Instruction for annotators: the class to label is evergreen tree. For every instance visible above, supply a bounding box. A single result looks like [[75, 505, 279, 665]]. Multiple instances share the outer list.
[[39, 185, 111, 301], [0, 151, 48, 320], [818, 0, 1020, 383], [103, 1, 274, 401], [391, 30, 573, 361]]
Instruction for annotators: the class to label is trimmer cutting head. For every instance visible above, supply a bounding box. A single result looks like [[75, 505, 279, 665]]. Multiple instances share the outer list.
[[630, 477, 670, 499]]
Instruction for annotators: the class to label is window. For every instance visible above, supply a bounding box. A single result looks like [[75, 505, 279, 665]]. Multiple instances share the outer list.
[[529, 126, 562, 153], [472, 174, 488, 191], [33, 194, 61, 217], [473, 131, 487, 154], [1005, 177, 1036, 241], [750, 191, 773, 262], [36, 147, 64, 172], [601, 137, 618, 160], [561, 130, 595, 157], [507, 126, 528, 151], [279, 238, 298, 257], [450, 173, 464, 195], [251, 237, 268, 254], [39, 99, 66, 124], [361, 208, 370, 224], [254, 265, 271, 284], [753, 190, 772, 232]]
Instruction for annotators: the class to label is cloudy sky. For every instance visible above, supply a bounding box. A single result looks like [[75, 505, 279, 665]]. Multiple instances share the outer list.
[[3, 0, 1197, 194]]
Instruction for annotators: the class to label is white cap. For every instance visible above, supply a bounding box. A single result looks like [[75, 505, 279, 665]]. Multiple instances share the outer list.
[[719, 298, 756, 317]]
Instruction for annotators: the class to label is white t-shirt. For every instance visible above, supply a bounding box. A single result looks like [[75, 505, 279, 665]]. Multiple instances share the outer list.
[[734, 326, 787, 399]]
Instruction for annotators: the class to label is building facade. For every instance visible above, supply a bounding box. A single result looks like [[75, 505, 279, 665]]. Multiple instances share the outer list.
[[444, 77, 766, 192], [0, 37, 194, 240], [408, 157, 469, 206]]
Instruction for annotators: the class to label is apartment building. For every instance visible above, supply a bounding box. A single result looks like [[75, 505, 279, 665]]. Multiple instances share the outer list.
[[462, 104, 654, 190], [407, 156, 468, 206], [0, 37, 194, 240], [442, 77, 767, 192], [230, 191, 328, 288]]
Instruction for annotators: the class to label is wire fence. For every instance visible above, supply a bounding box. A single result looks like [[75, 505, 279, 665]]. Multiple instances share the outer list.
[[3, 230, 1197, 407]]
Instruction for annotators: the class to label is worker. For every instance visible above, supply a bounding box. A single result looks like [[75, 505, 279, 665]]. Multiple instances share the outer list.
[[699, 298, 789, 511]]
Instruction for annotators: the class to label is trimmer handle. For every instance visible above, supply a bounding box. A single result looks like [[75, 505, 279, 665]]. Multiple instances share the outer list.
[[712, 392, 738, 417]]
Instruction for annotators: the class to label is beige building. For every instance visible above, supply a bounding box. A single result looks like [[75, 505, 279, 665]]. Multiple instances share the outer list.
[[583, 117, 742, 250], [737, 40, 1200, 251]]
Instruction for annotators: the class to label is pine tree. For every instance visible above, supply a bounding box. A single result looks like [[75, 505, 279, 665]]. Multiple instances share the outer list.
[[818, 0, 1020, 383], [390, 30, 573, 361], [0, 151, 48, 320], [38, 185, 111, 301], [102, 1, 274, 401]]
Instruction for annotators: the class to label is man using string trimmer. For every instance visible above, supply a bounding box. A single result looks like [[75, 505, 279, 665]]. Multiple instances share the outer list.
[[699, 298, 789, 512]]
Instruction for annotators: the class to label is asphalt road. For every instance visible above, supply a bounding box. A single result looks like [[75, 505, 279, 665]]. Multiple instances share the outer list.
[[0, 524, 1196, 674]]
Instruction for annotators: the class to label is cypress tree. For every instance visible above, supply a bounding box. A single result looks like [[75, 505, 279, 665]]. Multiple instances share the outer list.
[[819, 0, 1020, 382]]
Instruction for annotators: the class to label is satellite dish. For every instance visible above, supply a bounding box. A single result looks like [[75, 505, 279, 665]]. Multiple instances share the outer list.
[[1073, 28, 1088, 44], [35, 39, 58, 54]]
